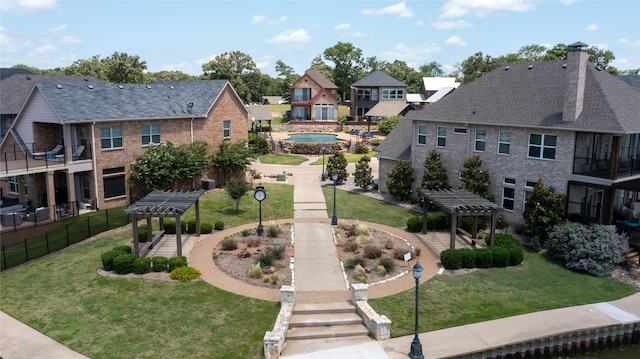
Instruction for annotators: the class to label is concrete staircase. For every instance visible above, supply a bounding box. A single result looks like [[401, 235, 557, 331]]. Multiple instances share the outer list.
[[286, 302, 370, 341]]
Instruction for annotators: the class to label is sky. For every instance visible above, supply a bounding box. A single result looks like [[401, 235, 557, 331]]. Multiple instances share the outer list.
[[1, 0, 639, 78]]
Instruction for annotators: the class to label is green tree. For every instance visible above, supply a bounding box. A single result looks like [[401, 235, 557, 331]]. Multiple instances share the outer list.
[[224, 179, 252, 213], [103, 52, 147, 83], [323, 42, 365, 101], [523, 179, 566, 242], [325, 151, 348, 184], [460, 156, 493, 201], [421, 150, 450, 190], [418, 61, 445, 77], [202, 51, 258, 103], [353, 155, 373, 191], [65, 55, 104, 79], [308, 55, 334, 82], [377, 115, 402, 135], [386, 161, 414, 201], [209, 141, 254, 186], [458, 52, 500, 84]]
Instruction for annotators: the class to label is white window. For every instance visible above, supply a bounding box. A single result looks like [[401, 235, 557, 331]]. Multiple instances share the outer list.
[[417, 124, 427, 145], [528, 134, 556, 159], [474, 130, 486, 152], [100, 127, 123, 149], [141, 124, 160, 145], [382, 88, 404, 100], [498, 131, 511, 155], [223, 120, 231, 138], [502, 177, 516, 211], [293, 88, 311, 102], [436, 126, 446, 147], [314, 104, 335, 121]]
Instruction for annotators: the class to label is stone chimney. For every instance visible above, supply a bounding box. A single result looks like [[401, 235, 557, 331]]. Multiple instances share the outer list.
[[562, 41, 589, 122]]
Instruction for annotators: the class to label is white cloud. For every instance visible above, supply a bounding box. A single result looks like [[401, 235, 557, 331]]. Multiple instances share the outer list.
[[251, 15, 266, 24], [34, 43, 56, 54], [416, 20, 424, 26], [378, 42, 443, 67], [47, 24, 67, 32], [444, 36, 467, 47], [585, 23, 599, 31], [252, 15, 287, 25], [334, 23, 350, 30], [440, 0, 536, 18], [343, 31, 366, 39], [161, 62, 189, 72], [255, 60, 270, 72], [431, 20, 472, 29], [265, 29, 311, 44], [619, 38, 640, 47], [60, 35, 81, 44], [363, 1, 413, 18], [0, 0, 58, 11]]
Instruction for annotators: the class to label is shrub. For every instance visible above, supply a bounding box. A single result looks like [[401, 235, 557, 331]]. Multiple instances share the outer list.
[[258, 246, 285, 268], [241, 229, 251, 237], [164, 220, 176, 234], [113, 253, 137, 274], [200, 222, 213, 234], [170, 266, 201, 282], [113, 245, 132, 254], [407, 216, 423, 233], [151, 256, 168, 272], [214, 220, 225, 231], [101, 250, 126, 271], [475, 248, 493, 268], [491, 233, 522, 247], [271, 273, 280, 284], [137, 224, 149, 242], [363, 245, 382, 259], [440, 249, 462, 270], [344, 240, 358, 252], [349, 222, 370, 237], [379, 257, 396, 272], [220, 238, 238, 251], [458, 248, 477, 269], [266, 245, 285, 260], [523, 179, 565, 242], [546, 222, 628, 276], [267, 223, 282, 238], [427, 213, 449, 230], [246, 238, 261, 248], [377, 265, 387, 276], [168, 256, 188, 272], [506, 245, 524, 266], [345, 255, 365, 270], [394, 245, 413, 260], [185, 219, 197, 234], [246, 263, 263, 279], [461, 216, 486, 234], [133, 257, 151, 274], [355, 145, 369, 154], [489, 246, 510, 267], [354, 264, 368, 284]]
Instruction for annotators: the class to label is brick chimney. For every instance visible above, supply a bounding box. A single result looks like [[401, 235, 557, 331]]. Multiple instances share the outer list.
[[562, 41, 589, 122]]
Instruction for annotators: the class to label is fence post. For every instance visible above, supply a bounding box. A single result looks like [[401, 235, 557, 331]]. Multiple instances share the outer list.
[[24, 238, 29, 262]]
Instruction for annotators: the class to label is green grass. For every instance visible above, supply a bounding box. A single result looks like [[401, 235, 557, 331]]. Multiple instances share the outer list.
[[370, 249, 636, 337], [257, 154, 309, 165], [309, 152, 378, 165]]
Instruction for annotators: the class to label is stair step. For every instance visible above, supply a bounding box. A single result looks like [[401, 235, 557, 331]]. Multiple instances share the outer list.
[[289, 312, 363, 328], [292, 301, 355, 315], [286, 324, 369, 340]]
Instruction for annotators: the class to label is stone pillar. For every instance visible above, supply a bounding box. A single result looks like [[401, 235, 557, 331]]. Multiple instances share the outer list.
[[280, 285, 295, 304], [46, 171, 56, 220], [351, 283, 369, 303]]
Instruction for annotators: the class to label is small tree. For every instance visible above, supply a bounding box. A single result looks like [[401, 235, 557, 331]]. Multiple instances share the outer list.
[[460, 155, 493, 201], [325, 151, 348, 184], [421, 150, 450, 190], [210, 140, 255, 186], [386, 161, 414, 201], [523, 179, 566, 242], [224, 179, 252, 213], [377, 115, 402, 135], [353, 155, 373, 191]]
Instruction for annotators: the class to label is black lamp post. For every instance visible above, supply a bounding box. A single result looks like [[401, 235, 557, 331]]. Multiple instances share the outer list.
[[408, 261, 424, 359], [254, 186, 266, 236], [331, 172, 338, 225], [321, 143, 326, 181]]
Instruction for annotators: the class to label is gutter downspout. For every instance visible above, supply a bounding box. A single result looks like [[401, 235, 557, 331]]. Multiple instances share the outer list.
[[91, 122, 99, 210]]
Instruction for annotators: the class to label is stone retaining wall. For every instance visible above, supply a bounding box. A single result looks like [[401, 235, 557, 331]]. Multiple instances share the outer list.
[[351, 283, 392, 340], [263, 286, 294, 359]]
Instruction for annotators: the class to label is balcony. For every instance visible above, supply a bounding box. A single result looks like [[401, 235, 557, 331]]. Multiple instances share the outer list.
[[0, 143, 92, 176], [573, 156, 639, 179]]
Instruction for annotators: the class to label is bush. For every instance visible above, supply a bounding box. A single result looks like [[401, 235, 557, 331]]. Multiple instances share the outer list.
[[267, 223, 282, 238], [379, 257, 396, 272], [427, 213, 449, 230], [101, 250, 126, 271], [168, 256, 188, 272], [506, 245, 524, 266], [113, 245, 132, 254], [546, 222, 628, 276], [164, 220, 176, 234], [137, 224, 149, 242], [354, 264, 368, 284], [241, 229, 251, 237], [200, 222, 213, 234], [214, 220, 224, 231], [407, 216, 423, 233], [133, 257, 151, 274], [489, 246, 510, 267], [258, 246, 285, 268], [345, 255, 365, 270], [170, 266, 201, 282], [151, 256, 168, 272], [246, 263, 263, 279], [461, 216, 486, 234], [186, 219, 197, 234], [475, 248, 493, 268], [113, 253, 137, 274], [394, 245, 413, 260], [355, 145, 369, 154], [440, 249, 461, 270], [458, 248, 477, 269], [363, 245, 382, 259], [344, 240, 358, 252], [220, 238, 238, 251]]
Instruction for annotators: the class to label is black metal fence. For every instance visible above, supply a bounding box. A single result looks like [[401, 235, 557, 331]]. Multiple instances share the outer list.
[[1, 209, 130, 271]]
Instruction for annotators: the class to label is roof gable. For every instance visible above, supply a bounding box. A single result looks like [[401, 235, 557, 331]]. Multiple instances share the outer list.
[[353, 70, 406, 87], [291, 69, 337, 89]]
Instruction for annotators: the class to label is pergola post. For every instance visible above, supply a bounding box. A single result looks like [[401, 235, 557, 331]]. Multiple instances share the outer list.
[[175, 214, 183, 257], [132, 215, 140, 256], [450, 212, 457, 249], [490, 212, 497, 246], [472, 216, 478, 239], [421, 198, 428, 235], [195, 199, 201, 237]]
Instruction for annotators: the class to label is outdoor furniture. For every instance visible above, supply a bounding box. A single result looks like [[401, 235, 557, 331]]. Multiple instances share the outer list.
[[25, 207, 49, 222], [1, 212, 23, 227], [32, 145, 63, 160], [72, 145, 86, 160]]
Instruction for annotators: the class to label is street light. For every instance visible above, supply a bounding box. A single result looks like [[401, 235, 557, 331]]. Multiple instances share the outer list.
[[321, 143, 326, 181], [331, 172, 338, 225], [254, 186, 266, 236], [408, 261, 424, 359]]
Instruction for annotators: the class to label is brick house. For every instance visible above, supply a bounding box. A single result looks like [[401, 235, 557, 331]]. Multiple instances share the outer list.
[[0, 80, 249, 218], [349, 70, 411, 127], [288, 69, 339, 123], [377, 42, 640, 226]]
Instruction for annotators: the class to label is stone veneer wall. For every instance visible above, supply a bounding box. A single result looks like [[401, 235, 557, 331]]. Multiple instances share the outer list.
[[263, 286, 295, 359]]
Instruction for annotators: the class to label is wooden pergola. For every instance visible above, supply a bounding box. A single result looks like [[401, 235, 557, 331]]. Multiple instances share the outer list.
[[124, 189, 205, 256], [419, 189, 503, 248]]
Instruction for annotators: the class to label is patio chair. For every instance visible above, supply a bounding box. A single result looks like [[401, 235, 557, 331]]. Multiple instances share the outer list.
[[72, 145, 85, 160], [32, 145, 63, 160]]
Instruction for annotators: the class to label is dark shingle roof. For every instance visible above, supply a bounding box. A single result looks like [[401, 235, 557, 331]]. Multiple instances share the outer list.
[[376, 117, 412, 162], [305, 69, 337, 89], [1, 74, 103, 115], [353, 70, 406, 87], [36, 80, 237, 123], [0, 68, 33, 81], [405, 61, 640, 134], [618, 76, 640, 92]]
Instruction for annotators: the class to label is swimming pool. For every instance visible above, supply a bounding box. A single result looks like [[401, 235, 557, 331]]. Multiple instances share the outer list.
[[285, 133, 338, 143]]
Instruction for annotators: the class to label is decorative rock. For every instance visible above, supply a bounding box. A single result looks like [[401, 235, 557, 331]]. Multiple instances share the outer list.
[[385, 239, 394, 249], [237, 250, 251, 258], [263, 266, 276, 274]]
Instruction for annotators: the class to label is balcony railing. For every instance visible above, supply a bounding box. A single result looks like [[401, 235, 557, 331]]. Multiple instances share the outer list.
[[0, 144, 92, 175], [573, 156, 639, 179]]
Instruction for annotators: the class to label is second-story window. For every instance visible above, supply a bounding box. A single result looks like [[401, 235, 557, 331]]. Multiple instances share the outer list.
[[498, 131, 511, 155], [223, 120, 231, 138], [100, 127, 123, 149], [417, 124, 427, 145], [382, 88, 404, 100], [293, 88, 311, 102], [528, 133, 557, 160], [141, 124, 160, 145], [437, 126, 446, 147], [474, 129, 486, 152]]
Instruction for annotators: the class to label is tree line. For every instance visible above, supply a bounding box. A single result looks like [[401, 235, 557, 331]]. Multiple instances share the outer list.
[[10, 42, 638, 105]]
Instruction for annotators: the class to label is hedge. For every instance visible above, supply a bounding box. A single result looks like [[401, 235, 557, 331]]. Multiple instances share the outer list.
[[113, 253, 137, 274], [133, 257, 152, 274], [151, 256, 168, 272], [440, 249, 462, 270]]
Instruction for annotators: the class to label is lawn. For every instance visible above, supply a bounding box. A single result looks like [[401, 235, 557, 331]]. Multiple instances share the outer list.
[[309, 151, 378, 165], [257, 153, 309, 165], [0, 183, 636, 358]]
